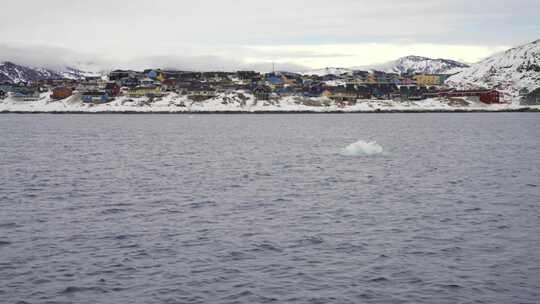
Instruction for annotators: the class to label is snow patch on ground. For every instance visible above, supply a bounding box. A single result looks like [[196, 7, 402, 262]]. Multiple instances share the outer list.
[[0, 91, 538, 113]]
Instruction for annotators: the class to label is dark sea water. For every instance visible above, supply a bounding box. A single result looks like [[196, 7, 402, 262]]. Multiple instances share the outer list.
[[1, 113, 540, 304]]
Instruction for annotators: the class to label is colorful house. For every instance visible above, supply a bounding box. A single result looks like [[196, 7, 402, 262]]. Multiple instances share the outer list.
[[82, 91, 110, 103], [353, 70, 369, 83], [51, 87, 73, 100], [323, 85, 371, 102], [438, 89, 501, 104], [370, 84, 398, 99], [186, 85, 216, 100], [399, 85, 427, 101], [266, 74, 284, 88], [109, 70, 142, 81], [253, 85, 271, 100], [120, 78, 140, 88], [12, 87, 41, 101], [275, 86, 295, 97], [366, 73, 378, 84], [303, 83, 325, 97], [145, 69, 165, 82], [126, 85, 163, 98], [413, 74, 443, 86], [521, 88, 540, 105], [0, 83, 15, 93], [105, 82, 121, 97]]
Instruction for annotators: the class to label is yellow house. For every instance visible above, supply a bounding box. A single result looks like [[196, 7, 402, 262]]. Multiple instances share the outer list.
[[322, 87, 361, 102], [366, 73, 377, 84], [282, 75, 297, 85], [413, 74, 441, 86], [127, 86, 163, 97], [322, 89, 333, 98], [156, 72, 165, 82]]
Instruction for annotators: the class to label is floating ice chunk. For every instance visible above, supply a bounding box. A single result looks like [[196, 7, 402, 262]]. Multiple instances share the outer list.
[[340, 140, 384, 156]]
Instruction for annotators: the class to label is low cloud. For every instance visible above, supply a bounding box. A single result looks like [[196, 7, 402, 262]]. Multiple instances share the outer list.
[[0, 43, 112, 71], [0, 41, 510, 72], [0, 43, 309, 72], [119, 54, 308, 72], [1, 0, 536, 72]]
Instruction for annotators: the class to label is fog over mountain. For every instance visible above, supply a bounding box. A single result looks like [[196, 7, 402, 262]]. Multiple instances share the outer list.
[[0, 43, 308, 73]]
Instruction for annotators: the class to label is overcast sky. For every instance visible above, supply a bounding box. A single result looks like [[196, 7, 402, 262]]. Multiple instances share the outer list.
[[1, 0, 538, 71]]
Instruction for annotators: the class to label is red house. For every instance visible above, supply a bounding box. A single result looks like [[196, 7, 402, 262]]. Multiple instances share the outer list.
[[479, 90, 501, 104], [438, 89, 501, 104], [105, 82, 121, 97], [51, 87, 73, 100]]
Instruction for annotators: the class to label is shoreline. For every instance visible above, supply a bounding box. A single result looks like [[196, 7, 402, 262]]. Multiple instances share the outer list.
[[1, 108, 538, 114]]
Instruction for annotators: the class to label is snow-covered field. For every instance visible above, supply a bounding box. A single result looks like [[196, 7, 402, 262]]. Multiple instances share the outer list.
[[1, 91, 538, 113]]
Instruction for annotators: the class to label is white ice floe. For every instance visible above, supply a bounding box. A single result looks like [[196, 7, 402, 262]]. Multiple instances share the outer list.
[[340, 141, 384, 157]]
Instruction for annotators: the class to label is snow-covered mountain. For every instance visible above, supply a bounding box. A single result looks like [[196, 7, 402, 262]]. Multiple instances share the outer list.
[[58, 66, 101, 80], [0, 61, 63, 83], [446, 39, 540, 96], [362, 55, 469, 75], [303, 56, 468, 76], [303, 67, 353, 76], [0, 61, 98, 83]]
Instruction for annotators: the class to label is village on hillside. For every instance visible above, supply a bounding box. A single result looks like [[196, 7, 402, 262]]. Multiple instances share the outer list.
[[0, 67, 539, 111]]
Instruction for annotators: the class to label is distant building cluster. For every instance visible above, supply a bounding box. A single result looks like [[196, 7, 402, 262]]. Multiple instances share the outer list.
[[0, 68, 509, 105]]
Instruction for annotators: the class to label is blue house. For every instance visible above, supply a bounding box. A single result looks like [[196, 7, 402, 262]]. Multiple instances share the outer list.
[[0, 83, 15, 93], [82, 91, 110, 103], [121, 77, 140, 88], [266, 74, 284, 86], [146, 70, 158, 79], [12, 87, 41, 101], [303, 84, 325, 97], [275, 86, 294, 96]]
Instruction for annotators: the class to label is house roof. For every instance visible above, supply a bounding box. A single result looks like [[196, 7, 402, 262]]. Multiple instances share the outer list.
[[266, 76, 284, 85], [82, 91, 107, 96], [253, 85, 271, 93]]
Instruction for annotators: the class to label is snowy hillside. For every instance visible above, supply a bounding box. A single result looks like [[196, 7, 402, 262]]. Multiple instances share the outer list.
[[446, 39, 540, 97], [362, 56, 469, 75], [0, 61, 98, 83]]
